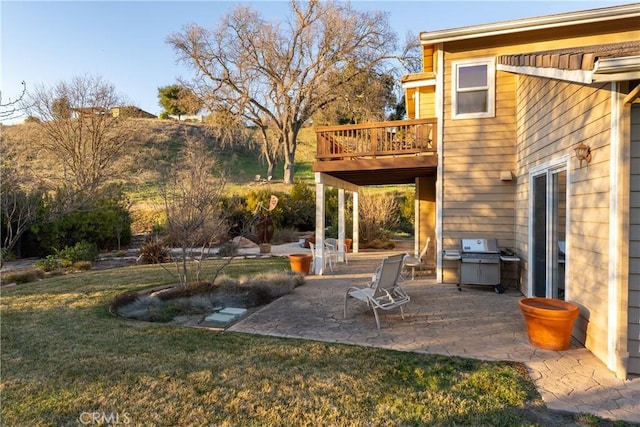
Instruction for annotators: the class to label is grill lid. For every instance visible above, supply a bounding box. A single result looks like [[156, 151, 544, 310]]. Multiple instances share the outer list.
[[461, 238, 499, 254]]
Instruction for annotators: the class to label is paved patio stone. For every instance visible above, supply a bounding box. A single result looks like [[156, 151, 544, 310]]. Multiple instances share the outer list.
[[230, 251, 640, 423]]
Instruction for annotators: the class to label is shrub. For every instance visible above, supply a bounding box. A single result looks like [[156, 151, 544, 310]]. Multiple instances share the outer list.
[[57, 241, 99, 263], [115, 270, 305, 322], [2, 268, 45, 284], [138, 239, 170, 264], [72, 261, 92, 271], [23, 190, 132, 256], [35, 255, 61, 272], [217, 242, 238, 257]]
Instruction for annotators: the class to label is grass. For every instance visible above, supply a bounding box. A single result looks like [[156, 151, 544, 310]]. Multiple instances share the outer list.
[[1, 261, 626, 426]]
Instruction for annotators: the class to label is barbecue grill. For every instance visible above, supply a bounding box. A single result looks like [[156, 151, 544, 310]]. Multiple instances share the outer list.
[[444, 238, 507, 294]]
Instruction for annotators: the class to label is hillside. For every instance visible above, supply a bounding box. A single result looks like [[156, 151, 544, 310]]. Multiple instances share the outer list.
[[0, 118, 319, 203]]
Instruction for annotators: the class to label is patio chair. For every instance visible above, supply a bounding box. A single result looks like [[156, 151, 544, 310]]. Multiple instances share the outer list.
[[309, 242, 331, 273], [344, 253, 410, 329], [402, 237, 433, 280], [325, 238, 348, 264]]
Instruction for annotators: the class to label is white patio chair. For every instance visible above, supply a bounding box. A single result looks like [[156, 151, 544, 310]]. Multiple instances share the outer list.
[[309, 242, 331, 273], [344, 253, 410, 329], [402, 237, 433, 280], [322, 240, 338, 270], [325, 238, 348, 264]]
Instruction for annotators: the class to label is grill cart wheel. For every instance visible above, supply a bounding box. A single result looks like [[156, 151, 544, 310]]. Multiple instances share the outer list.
[[494, 285, 505, 294]]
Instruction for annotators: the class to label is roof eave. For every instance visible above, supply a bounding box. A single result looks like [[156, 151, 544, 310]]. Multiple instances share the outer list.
[[419, 3, 640, 44]]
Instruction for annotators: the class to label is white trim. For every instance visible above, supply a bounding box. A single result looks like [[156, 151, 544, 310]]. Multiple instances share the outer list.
[[352, 191, 359, 253], [497, 64, 593, 84], [497, 63, 640, 84], [452, 57, 496, 120], [414, 90, 420, 119], [436, 43, 444, 283], [314, 175, 326, 275], [527, 156, 571, 298], [419, 4, 640, 44], [594, 56, 640, 74], [315, 172, 359, 192], [338, 189, 346, 263], [593, 71, 640, 83], [608, 81, 621, 371], [402, 78, 437, 89]]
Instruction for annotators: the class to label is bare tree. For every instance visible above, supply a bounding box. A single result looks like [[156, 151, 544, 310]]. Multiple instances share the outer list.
[[168, 0, 397, 184], [0, 81, 26, 121], [24, 75, 131, 209], [159, 132, 229, 288], [0, 127, 46, 259]]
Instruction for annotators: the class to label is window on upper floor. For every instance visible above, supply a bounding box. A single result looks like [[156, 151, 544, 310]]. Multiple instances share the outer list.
[[452, 58, 495, 119]]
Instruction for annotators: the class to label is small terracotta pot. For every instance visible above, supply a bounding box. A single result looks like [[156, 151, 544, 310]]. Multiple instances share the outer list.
[[518, 297, 579, 351], [289, 253, 312, 275], [344, 238, 352, 253]]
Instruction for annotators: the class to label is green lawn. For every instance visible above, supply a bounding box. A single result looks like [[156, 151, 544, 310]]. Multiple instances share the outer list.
[[0, 260, 619, 426]]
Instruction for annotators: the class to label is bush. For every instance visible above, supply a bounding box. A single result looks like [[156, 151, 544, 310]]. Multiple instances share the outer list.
[[72, 261, 92, 271], [138, 239, 170, 264], [35, 255, 61, 272], [23, 190, 132, 256], [217, 242, 238, 257], [57, 241, 99, 263], [2, 268, 45, 284], [115, 270, 305, 322]]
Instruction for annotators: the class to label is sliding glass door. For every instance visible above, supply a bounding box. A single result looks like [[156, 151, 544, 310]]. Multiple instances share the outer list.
[[530, 162, 568, 299]]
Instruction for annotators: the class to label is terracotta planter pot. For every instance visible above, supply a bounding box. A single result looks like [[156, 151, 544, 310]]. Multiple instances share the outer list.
[[289, 253, 312, 275], [344, 238, 352, 253], [518, 297, 579, 351]]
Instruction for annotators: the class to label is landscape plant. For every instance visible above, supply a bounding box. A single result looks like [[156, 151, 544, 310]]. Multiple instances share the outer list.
[[359, 190, 400, 243], [157, 132, 229, 287]]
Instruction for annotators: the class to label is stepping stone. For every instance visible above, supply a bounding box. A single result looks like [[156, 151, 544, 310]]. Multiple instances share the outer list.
[[204, 312, 236, 323], [219, 307, 247, 315]]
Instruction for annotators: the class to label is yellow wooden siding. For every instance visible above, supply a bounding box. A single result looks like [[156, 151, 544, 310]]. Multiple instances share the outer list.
[[406, 87, 416, 119], [441, 56, 517, 253], [422, 45, 435, 73], [629, 104, 640, 374], [418, 87, 436, 118], [513, 74, 613, 361]]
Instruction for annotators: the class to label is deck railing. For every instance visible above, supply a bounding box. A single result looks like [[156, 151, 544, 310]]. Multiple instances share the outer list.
[[316, 118, 437, 161]]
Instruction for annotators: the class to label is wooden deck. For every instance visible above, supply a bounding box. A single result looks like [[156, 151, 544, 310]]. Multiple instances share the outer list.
[[313, 118, 438, 186]]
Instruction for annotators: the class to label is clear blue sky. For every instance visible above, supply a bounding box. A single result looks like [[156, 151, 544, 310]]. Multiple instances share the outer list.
[[0, 0, 633, 123]]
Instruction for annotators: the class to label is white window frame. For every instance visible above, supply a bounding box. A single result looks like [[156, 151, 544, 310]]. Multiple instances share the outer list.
[[527, 156, 571, 299], [451, 57, 495, 119]]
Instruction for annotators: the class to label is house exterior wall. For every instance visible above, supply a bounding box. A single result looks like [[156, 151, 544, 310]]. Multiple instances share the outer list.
[[630, 104, 640, 374], [439, 47, 518, 282], [417, 176, 436, 265], [514, 74, 613, 362]]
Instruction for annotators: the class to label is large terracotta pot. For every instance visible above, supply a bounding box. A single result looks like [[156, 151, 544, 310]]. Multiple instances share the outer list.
[[289, 254, 312, 275], [518, 297, 579, 351]]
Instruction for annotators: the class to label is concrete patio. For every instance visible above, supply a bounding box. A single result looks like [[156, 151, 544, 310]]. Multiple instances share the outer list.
[[230, 250, 640, 423]]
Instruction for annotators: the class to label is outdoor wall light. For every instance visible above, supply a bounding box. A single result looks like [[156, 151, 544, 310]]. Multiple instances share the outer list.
[[574, 143, 591, 167]]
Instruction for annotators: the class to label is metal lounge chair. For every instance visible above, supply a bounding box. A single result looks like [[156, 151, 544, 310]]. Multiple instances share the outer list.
[[344, 253, 410, 329]]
